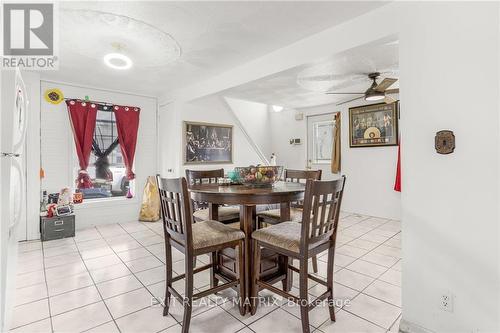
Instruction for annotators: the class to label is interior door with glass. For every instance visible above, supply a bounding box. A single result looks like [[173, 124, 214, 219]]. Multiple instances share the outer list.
[[307, 113, 338, 181]]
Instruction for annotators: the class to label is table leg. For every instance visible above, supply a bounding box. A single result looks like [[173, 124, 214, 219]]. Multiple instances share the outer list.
[[280, 202, 291, 221], [279, 201, 293, 291], [240, 205, 255, 315], [208, 203, 219, 287], [209, 203, 219, 221]]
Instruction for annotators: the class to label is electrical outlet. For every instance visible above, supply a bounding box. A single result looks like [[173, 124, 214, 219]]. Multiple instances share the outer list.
[[440, 292, 453, 312]]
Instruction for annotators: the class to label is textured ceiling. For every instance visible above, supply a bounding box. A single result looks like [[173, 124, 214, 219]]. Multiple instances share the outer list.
[[221, 38, 399, 109], [42, 1, 387, 96]]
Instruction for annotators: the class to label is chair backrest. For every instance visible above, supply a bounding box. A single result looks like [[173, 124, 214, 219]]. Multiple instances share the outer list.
[[284, 169, 322, 208], [300, 176, 346, 253], [185, 169, 225, 211], [185, 169, 224, 186], [156, 175, 193, 249], [285, 169, 322, 183]]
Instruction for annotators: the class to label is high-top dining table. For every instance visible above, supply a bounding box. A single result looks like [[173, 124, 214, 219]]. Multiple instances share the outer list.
[[189, 181, 305, 314]]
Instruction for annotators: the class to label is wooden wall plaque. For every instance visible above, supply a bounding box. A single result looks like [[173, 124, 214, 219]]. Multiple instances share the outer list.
[[435, 130, 455, 154]]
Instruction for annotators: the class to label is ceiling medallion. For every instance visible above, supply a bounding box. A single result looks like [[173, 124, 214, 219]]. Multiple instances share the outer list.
[[61, 9, 181, 67]]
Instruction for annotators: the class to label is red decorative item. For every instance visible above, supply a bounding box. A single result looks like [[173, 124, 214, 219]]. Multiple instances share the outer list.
[[394, 142, 401, 192], [113, 105, 140, 180], [46, 204, 57, 218], [126, 187, 133, 199], [76, 170, 93, 189], [73, 192, 83, 204], [66, 100, 98, 189]]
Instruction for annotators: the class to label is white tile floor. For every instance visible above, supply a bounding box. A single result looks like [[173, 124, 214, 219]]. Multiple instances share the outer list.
[[11, 212, 401, 333]]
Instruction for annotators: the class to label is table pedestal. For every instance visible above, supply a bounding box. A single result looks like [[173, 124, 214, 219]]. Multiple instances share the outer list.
[[209, 203, 291, 314]]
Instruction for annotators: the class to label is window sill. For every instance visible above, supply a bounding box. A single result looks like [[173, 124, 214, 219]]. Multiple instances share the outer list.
[[74, 196, 139, 209]]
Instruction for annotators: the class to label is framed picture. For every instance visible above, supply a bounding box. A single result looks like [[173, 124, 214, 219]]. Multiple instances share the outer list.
[[183, 121, 233, 164], [349, 102, 399, 148]]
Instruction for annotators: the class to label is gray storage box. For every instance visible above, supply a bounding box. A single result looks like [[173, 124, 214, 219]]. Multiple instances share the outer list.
[[40, 215, 75, 241]]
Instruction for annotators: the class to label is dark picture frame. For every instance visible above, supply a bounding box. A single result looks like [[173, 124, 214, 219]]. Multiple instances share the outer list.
[[183, 121, 233, 164], [348, 102, 399, 148]]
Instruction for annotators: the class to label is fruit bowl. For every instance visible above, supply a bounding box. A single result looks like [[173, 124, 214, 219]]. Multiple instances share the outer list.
[[233, 166, 283, 187]]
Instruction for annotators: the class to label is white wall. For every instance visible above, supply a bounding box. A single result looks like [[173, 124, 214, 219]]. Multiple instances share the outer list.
[[399, 2, 499, 332], [40, 81, 158, 229], [270, 101, 400, 220], [158, 95, 265, 177], [224, 97, 272, 163]]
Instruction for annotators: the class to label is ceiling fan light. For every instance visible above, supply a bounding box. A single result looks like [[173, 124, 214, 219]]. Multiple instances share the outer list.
[[365, 90, 385, 101]]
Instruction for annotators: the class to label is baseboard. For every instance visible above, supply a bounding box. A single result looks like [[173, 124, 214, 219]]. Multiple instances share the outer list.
[[399, 318, 436, 333]]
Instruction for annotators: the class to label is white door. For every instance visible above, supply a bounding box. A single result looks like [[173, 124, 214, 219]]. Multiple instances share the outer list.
[[306, 113, 339, 181]]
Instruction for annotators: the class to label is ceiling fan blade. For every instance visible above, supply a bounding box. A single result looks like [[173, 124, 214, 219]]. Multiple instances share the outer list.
[[384, 96, 397, 104], [336, 96, 365, 106], [385, 88, 399, 94], [375, 78, 398, 92], [325, 92, 365, 95]]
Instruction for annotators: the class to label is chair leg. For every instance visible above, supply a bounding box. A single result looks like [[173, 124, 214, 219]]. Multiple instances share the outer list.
[[281, 256, 290, 292], [163, 240, 173, 316], [210, 251, 219, 288], [312, 255, 318, 274], [181, 254, 194, 333], [250, 240, 261, 315], [299, 258, 310, 333], [237, 241, 246, 315], [326, 246, 336, 322]]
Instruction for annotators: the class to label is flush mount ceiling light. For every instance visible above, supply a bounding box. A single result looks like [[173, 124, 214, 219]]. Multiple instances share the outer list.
[[104, 52, 132, 70], [272, 105, 284, 112]]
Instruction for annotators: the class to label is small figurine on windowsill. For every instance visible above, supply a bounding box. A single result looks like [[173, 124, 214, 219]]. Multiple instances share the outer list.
[[58, 188, 73, 206], [270, 153, 277, 166]]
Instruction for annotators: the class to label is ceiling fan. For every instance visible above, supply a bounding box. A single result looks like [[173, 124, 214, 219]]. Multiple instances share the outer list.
[[325, 72, 399, 106]]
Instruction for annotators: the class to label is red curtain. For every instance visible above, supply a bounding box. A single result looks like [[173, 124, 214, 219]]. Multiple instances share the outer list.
[[66, 100, 98, 189], [113, 105, 140, 180], [394, 142, 401, 192]]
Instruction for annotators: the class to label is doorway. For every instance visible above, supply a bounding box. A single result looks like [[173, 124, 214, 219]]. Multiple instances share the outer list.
[[306, 112, 339, 180]]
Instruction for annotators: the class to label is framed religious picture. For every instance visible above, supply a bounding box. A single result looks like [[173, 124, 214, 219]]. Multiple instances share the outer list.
[[183, 121, 233, 164], [348, 102, 399, 148]]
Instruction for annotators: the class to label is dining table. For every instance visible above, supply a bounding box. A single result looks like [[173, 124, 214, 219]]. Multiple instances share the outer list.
[[188, 181, 306, 314]]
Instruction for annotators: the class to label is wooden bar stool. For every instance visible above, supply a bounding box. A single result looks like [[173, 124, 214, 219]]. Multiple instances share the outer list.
[[186, 169, 240, 223], [251, 177, 346, 333], [156, 176, 246, 333], [257, 169, 322, 273]]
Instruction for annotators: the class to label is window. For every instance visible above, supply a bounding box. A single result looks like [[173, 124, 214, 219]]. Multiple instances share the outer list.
[[77, 106, 130, 199], [312, 120, 334, 164]]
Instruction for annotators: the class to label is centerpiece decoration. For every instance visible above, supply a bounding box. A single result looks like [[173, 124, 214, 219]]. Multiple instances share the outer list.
[[234, 166, 282, 188]]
